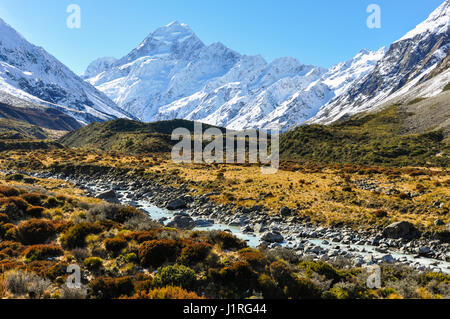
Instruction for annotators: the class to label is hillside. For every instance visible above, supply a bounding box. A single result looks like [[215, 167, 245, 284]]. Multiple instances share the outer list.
[[0, 101, 82, 132], [280, 105, 450, 167], [59, 119, 227, 153]]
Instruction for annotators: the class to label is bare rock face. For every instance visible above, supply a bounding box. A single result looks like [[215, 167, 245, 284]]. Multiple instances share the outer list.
[[382, 221, 421, 240]]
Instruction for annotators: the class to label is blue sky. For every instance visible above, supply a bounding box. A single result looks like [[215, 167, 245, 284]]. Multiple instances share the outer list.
[[0, 0, 444, 74]]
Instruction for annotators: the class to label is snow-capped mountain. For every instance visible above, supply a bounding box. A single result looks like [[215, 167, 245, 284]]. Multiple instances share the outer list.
[[85, 21, 384, 131], [310, 0, 450, 124], [0, 17, 134, 125]]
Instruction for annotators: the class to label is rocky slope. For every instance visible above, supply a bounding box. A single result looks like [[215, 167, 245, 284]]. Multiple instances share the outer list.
[[0, 17, 134, 125], [310, 0, 450, 124]]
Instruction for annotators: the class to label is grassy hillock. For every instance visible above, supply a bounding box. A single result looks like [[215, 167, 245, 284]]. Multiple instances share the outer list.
[[59, 119, 228, 154], [280, 106, 449, 167]]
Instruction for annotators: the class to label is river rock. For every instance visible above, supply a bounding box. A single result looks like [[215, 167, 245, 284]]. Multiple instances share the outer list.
[[261, 231, 284, 243], [380, 254, 395, 263], [96, 190, 119, 203], [166, 198, 187, 210], [280, 206, 292, 217], [382, 221, 420, 240], [195, 219, 214, 227], [166, 215, 195, 230]]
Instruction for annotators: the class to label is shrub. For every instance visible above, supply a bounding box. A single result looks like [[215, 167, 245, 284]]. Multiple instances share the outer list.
[[299, 261, 347, 284], [104, 237, 128, 256], [24, 244, 64, 261], [208, 230, 247, 250], [138, 240, 180, 268], [123, 230, 159, 243], [89, 276, 134, 299], [0, 186, 20, 197], [239, 248, 268, 270], [61, 222, 103, 249], [26, 206, 45, 218], [0, 196, 28, 215], [286, 277, 322, 299], [325, 282, 369, 299], [373, 209, 388, 218], [153, 264, 196, 290], [84, 257, 103, 271], [258, 274, 284, 299], [0, 241, 24, 257], [88, 203, 145, 224], [209, 261, 258, 294], [130, 286, 203, 299], [0, 223, 18, 240], [20, 193, 45, 206], [5, 270, 51, 298], [0, 213, 8, 223], [18, 219, 56, 245], [270, 261, 293, 287], [5, 174, 24, 182], [179, 242, 212, 265], [44, 197, 62, 209], [125, 253, 138, 263]]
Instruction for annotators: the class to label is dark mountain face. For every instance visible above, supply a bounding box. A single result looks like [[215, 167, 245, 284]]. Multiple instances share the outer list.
[[0, 102, 82, 131]]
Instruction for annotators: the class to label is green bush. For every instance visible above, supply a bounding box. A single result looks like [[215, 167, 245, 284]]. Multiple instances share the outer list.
[[138, 240, 180, 268], [84, 257, 103, 271], [61, 222, 103, 249], [104, 237, 128, 256], [179, 242, 212, 265], [153, 264, 196, 290], [24, 244, 63, 261], [125, 253, 138, 263], [208, 231, 247, 250], [20, 193, 45, 206], [0, 186, 20, 197], [5, 173, 24, 182], [299, 261, 347, 284], [17, 219, 56, 245], [209, 261, 258, 296], [26, 206, 45, 218], [89, 276, 134, 299]]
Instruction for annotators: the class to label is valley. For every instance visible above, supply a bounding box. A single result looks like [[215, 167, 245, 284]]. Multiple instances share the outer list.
[[0, 0, 448, 301]]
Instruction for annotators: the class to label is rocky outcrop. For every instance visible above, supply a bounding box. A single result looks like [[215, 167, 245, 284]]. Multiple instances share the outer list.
[[166, 214, 195, 230], [382, 221, 421, 240]]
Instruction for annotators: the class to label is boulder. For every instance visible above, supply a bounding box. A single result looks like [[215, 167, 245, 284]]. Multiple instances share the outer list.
[[195, 219, 214, 228], [261, 231, 284, 243], [382, 221, 420, 240], [166, 198, 187, 210], [280, 206, 292, 217], [96, 190, 119, 203], [166, 215, 196, 230], [434, 219, 445, 226], [380, 254, 395, 263]]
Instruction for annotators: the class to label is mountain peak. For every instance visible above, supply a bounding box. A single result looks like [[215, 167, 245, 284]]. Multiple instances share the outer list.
[[396, 0, 449, 42], [121, 21, 204, 62]]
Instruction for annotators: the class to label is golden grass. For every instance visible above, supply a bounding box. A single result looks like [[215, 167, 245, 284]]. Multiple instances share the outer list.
[[1, 149, 449, 231]]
